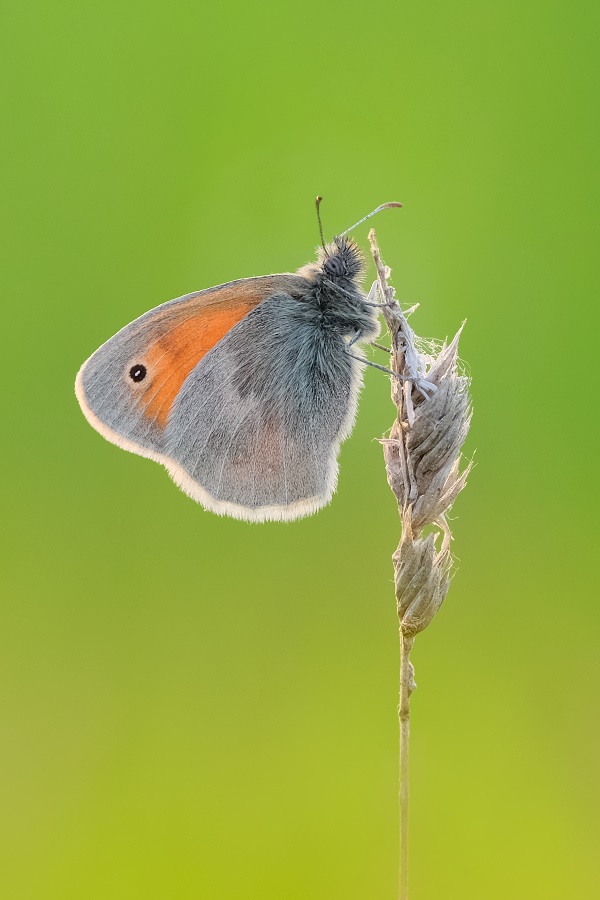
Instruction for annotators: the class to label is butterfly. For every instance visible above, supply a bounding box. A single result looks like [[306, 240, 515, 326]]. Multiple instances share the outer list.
[[75, 201, 401, 522]]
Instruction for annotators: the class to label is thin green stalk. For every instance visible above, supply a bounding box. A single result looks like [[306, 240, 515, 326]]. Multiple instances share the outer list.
[[399, 632, 414, 900]]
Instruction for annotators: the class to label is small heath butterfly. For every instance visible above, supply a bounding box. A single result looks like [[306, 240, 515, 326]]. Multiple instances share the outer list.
[[75, 201, 401, 521]]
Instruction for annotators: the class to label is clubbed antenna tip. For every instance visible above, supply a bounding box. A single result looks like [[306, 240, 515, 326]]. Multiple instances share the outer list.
[[338, 202, 403, 237]]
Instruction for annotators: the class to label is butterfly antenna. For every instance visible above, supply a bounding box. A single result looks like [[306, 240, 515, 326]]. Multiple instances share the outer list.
[[315, 195, 327, 251], [338, 201, 403, 237]]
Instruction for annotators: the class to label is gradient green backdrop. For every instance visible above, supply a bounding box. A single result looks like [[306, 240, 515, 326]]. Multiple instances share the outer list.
[[2, 2, 598, 898]]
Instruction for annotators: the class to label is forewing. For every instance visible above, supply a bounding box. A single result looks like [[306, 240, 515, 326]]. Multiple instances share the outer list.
[[75, 275, 304, 458]]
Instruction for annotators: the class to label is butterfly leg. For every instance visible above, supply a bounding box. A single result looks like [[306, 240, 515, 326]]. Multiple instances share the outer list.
[[346, 351, 436, 397], [347, 330, 362, 349], [362, 279, 395, 309], [369, 340, 392, 353], [347, 332, 391, 354], [348, 332, 392, 354]]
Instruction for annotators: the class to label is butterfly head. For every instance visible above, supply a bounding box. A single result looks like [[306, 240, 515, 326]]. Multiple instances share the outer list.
[[320, 236, 365, 280], [298, 236, 365, 286]]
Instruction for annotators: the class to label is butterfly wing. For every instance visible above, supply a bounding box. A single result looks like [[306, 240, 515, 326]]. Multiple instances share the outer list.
[[76, 275, 363, 522], [76, 274, 301, 456], [163, 292, 363, 521]]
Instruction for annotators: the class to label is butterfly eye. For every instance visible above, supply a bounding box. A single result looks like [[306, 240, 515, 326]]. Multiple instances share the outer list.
[[323, 255, 347, 277], [129, 364, 147, 383]]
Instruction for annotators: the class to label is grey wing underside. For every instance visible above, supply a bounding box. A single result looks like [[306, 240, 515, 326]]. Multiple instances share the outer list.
[[162, 293, 362, 522]]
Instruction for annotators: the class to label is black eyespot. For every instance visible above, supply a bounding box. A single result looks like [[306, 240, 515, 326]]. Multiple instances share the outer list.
[[129, 364, 147, 382]]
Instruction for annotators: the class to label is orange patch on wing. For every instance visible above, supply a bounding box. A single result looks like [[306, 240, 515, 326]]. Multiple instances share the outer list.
[[140, 283, 275, 428]]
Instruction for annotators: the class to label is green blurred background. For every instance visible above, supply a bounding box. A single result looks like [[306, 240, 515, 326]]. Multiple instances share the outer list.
[[2, 1, 598, 897]]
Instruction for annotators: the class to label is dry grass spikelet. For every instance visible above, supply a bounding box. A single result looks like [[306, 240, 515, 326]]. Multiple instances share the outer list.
[[369, 229, 472, 636]]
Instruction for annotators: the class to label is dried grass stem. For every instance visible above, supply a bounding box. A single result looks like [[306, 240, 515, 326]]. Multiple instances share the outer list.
[[368, 229, 472, 900]]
